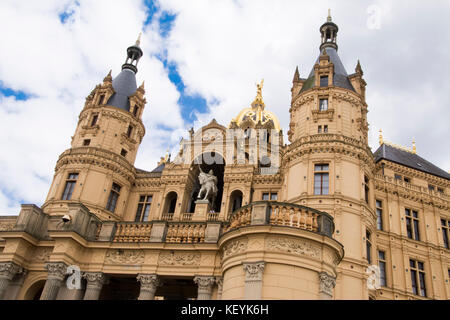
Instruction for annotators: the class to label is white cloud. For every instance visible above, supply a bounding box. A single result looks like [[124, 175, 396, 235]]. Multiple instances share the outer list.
[[0, 0, 449, 215]]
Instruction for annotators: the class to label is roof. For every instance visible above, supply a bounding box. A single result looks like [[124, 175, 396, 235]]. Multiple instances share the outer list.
[[106, 68, 137, 111], [151, 163, 165, 173], [300, 47, 355, 93], [374, 144, 450, 180]]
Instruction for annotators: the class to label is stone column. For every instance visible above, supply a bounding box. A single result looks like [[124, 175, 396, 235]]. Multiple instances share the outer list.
[[193, 276, 216, 300], [136, 274, 161, 300], [83, 272, 106, 300], [40, 262, 67, 300], [4, 269, 28, 300], [0, 262, 24, 300], [243, 262, 265, 300], [319, 272, 336, 300], [216, 277, 223, 300]]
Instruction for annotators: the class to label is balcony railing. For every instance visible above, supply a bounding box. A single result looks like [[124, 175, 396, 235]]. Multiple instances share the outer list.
[[224, 201, 334, 237], [165, 223, 206, 243], [113, 222, 152, 242]]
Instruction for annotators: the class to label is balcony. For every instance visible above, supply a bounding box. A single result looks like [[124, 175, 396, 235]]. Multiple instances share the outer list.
[[224, 201, 335, 238]]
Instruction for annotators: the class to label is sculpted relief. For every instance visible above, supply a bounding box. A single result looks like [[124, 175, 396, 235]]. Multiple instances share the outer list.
[[105, 249, 144, 264], [266, 237, 321, 259], [158, 251, 201, 266]]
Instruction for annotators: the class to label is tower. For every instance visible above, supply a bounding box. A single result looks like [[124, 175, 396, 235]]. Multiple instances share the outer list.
[[42, 36, 147, 221], [284, 12, 374, 299]]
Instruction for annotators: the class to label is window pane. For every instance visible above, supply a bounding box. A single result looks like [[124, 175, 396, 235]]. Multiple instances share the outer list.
[[270, 193, 278, 201], [376, 208, 383, 230], [410, 270, 418, 295], [413, 220, 420, 241], [376, 200, 382, 208], [134, 204, 143, 222], [443, 227, 449, 249], [139, 195, 145, 202], [418, 262, 424, 270], [62, 181, 75, 200], [412, 211, 418, 218], [320, 76, 329, 87], [378, 251, 385, 260], [405, 209, 411, 216], [147, 195, 153, 203], [322, 173, 329, 195], [419, 272, 426, 297], [410, 259, 416, 268], [406, 218, 412, 239], [142, 204, 151, 221], [262, 193, 269, 200], [379, 261, 387, 287]]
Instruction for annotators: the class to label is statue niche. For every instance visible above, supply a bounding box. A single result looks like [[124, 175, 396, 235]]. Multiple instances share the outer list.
[[187, 152, 225, 213]]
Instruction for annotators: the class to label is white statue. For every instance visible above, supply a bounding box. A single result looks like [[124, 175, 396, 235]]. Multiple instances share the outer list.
[[197, 165, 218, 206]]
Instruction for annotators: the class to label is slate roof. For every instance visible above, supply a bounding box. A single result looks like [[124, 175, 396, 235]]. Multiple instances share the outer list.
[[151, 163, 165, 173], [300, 47, 355, 93], [374, 144, 450, 180], [106, 68, 137, 111]]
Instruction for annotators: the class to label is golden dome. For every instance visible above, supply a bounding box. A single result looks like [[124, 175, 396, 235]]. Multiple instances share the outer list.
[[230, 79, 281, 132]]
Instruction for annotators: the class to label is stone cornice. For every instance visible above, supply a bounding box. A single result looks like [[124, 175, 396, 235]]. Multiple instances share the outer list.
[[55, 147, 136, 183]]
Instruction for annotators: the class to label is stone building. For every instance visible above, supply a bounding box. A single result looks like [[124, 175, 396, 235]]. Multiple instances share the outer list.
[[0, 13, 449, 300]]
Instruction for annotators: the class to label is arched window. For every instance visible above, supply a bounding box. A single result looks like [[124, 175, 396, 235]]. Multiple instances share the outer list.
[[229, 190, 243, 213], [165, 192, 178, 214]]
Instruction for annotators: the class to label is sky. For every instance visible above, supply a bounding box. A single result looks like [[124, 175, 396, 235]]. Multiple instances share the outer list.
[[0, 0, 449, 215]]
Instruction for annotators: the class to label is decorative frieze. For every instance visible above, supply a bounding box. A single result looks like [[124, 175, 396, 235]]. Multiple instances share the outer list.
[[158, 251, 200, 266], [266, 237, 321, 259], [105, 249, 144, 264], [222, 239, 248, 260]]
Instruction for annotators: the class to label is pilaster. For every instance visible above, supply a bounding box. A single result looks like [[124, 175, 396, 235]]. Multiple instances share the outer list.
[[194, 275, 216, 300], [243, 262, 265, 300], [0, 262, 24, 300], [137, 274, 161, 300], [319, 272, 336, 300]]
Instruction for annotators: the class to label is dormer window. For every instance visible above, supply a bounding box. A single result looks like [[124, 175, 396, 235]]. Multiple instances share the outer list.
[[133, 105, 139, 117], [98, 94, 105, 105], [320, 76, 329, 87], [319, 99, 328, 111]]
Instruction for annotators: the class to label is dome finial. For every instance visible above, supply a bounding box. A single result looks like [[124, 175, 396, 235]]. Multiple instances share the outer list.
[[379, 129, 383, 145], [327, 8, 332, 22], [136, 32, 142, 46]]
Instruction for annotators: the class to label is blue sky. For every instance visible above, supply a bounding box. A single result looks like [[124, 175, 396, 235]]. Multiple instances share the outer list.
[[0, 0, 449, 214]]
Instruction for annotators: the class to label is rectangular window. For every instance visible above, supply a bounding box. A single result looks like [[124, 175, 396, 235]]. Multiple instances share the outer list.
[[62, 173, 78, 200], [394, 174, 402, 180], [319, 99, 328, 111], [320, 76, 329, 87], [135, 195, 152, 222], [106, 183, 121, 213], [133, 105, 139, 117], [404, 177, 410, 184], [376, 200, 383, 231], [378, 251, 387, 287], [324, 125, 328, 133], [126, 125, 133, 138], [442, 219, 449, 249], [318, 126, 322, 133], [438, 187, 444, 194], [314, 164, 329, 195], [120, 149, 127, 157], [91, 114, 98, 126], [262, 192, 278, 201], [83, 139, 91, 146], [410, 259, 427, 297], [405, 209, 420, 241], [428, 185, 435, 192], [98, 95, 105, 105], [366, 230, 372, 264]]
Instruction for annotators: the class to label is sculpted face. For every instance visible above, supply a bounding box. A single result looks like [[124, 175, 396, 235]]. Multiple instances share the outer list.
[[208, 170, 214, 175]]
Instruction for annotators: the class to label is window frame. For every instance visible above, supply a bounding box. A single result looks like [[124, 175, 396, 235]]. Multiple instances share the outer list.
[[409, 259, 427, 297], [134, 195, 153, 222], [106, 182, 121, 213], [319, 98, 328, 111], [314, 164, 329, 195], [376, 200, 383, 231], [441, 219, 449, 249], [405, 208, 421, 241], [378, 250, 387, 287], [61, 173, 79, 201]]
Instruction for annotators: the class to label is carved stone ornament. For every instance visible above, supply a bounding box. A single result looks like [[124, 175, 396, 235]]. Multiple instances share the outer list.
[[45, 262, 68, 281], [0, 222, 15, 231], [158, 252, 200, 266], [82, 272, 106, 286], [222, 239, 248, 260], [33, 248, 52, 262], [319, 272, 336, 296], [136, 274, 161, 289], [243, 262, 266, 281], [0, 262, 24, 280], [193, 276, 216, 290], [105, 249, 144, 264], [266, 237, 321, 259]]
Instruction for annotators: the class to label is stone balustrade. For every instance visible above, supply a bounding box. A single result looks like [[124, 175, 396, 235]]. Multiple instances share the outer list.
[[224, 201, 334, 237], [165, 223, 206, 243], [113, 223, 152, 242]]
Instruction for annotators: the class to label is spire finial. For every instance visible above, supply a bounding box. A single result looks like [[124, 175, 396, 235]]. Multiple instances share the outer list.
[[412, 139, 416, 154], [379, 129, 383, 145], [136, 32, 142, 46], [327, 9, 332, 22], [252, 79, 265, 108], [293, 66, 300, 83]]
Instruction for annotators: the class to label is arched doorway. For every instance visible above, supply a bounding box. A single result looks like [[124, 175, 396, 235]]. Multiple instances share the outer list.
[[187, 152, 225, 213], [163, 191, 178, 217], [23, 280, 46, 300], [229, 190, 243, 213]]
